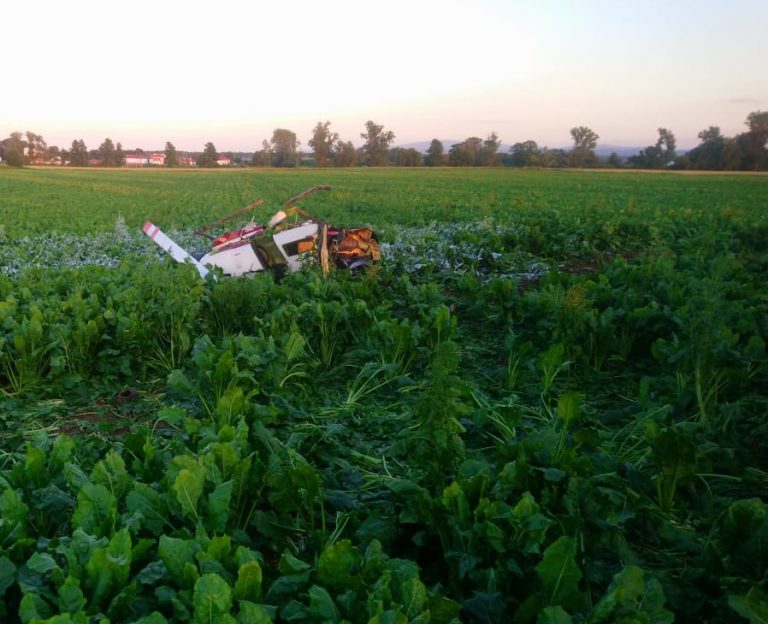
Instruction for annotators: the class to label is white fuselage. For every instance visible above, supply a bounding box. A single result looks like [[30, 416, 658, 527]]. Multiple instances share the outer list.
[[199, 222, 320, 276], [199, 241, 264, 277]]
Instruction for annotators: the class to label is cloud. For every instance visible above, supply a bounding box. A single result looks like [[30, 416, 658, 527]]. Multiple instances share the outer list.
[[727, 98, 765, 106]]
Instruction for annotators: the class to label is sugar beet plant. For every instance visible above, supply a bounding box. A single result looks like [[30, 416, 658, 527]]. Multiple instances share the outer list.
[[1, 169, 767, 623]]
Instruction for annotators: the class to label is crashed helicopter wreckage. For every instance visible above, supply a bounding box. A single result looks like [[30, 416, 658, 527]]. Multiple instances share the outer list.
[[142, 185, 380, 279]]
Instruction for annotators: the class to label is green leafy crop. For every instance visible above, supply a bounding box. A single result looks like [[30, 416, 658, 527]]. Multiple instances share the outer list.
[[0, 167, 766, 623]]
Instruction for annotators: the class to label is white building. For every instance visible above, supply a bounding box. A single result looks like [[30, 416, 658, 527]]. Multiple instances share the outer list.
[[125, 153, 149, 166]]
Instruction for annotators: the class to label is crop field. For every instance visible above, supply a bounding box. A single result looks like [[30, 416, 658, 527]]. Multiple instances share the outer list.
[[0, 166, 767, 623]]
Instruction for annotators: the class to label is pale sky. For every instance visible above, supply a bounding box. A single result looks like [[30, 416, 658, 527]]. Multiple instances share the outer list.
[[3, 0, 766, 152]]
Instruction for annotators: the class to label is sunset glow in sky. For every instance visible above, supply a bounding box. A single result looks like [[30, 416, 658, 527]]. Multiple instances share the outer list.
[[3, 0, 767, 151]]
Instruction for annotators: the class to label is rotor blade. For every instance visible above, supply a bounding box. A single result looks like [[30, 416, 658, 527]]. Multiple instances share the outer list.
[[194, 199, 265, 238], [283, 185, 332, 219], [143, 221, 211, 279]]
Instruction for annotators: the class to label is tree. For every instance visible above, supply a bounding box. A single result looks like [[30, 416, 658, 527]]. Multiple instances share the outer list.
[[1, 132, 27, 167], [333, 140, 357, 167], [164, 141, 178, 167], [722, 138, 744, 170], [508, 140, 541, 167], [480, 132, 501, 166], [98, 138, 118, 166], [629, 128, 677, 169], [392, 147, 421, 166], [547, 148, 569, 168], [628, 145, 662, 168], [115, 143, 125, 167], [448, 137, 482, 166], [69, 139, 88, 166], [251, 140, 272, 167], [742, 110, 768, 170], [25, 132, 47, 164], [657, 127, 676, 163], [45, 145, 62, 165], [3, 146, 25, 167], [308, 121, 338, 167], [270, 128, 298, 167], [607, 152, 624, 168], [686, 126, 725, 169], [568, 126, 599, 167], [746, 110, 768, 136], [360, 120, 395, 166], [425, 139, 444, 166], [198, 142, 218, 167]]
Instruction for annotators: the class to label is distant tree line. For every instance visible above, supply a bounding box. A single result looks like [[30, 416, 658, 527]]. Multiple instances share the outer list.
[[677, 111, 768, 170], [2, 111, 766, 170], [499, 112, 767, 171]]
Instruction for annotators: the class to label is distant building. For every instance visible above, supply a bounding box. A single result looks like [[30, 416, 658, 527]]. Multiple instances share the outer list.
[[148, 153, 166, 166], [216, 155, 231, 166], [125, 153, 149, 166], [178, 155, 196, 166]]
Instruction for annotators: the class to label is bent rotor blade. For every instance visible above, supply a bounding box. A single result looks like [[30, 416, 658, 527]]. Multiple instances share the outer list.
[[142, 221, 211, 279]]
